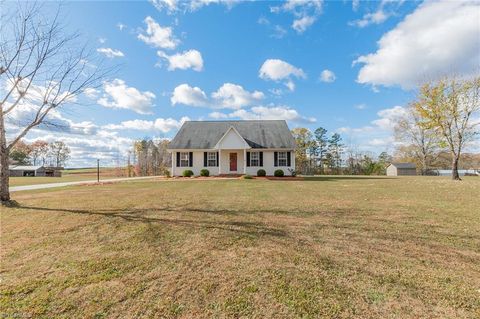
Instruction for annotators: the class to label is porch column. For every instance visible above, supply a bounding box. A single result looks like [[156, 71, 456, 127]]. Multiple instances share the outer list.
[[218, 149, 221, 175], [171, 152, 175, 176], [243, 148, 246, 174]]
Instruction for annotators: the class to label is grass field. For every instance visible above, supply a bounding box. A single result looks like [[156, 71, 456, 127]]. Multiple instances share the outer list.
[[9, 168, 125, 187], [2, 176, 479, 318]]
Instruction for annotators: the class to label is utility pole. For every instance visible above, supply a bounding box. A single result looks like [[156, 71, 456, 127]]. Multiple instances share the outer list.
[[97, 159, 100, 183]]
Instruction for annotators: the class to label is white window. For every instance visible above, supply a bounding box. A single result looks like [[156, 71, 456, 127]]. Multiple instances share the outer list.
[[180, 152, 189, 167], [250, 152, 259, 166], [278, 151, 287, 166], [207, 152, 217, 167]]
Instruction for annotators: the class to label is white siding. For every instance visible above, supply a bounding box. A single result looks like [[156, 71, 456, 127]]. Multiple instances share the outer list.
[[386, 165, 397, 176], [245, 151, 294, 176], [216, 129, 248, 149], [170, 150, 294, 176], [171, 151, 219, 176]]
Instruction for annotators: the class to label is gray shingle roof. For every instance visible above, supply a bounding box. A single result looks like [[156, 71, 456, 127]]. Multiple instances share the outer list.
[[390, 162, 416, 169], [168, 120, 296, 149]]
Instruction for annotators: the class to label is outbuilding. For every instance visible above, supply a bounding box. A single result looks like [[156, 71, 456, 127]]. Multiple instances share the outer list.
[[9, 165, 63, 177], [386, 163, 417, 176]]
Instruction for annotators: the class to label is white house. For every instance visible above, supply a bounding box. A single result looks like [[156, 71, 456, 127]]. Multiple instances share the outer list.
[[168, 120, 296, 176]]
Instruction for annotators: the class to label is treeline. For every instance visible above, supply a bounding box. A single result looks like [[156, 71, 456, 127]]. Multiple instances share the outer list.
[[130, 139, 171, 177], [9, 140, 71, 167], [291, 127, 392, 175]]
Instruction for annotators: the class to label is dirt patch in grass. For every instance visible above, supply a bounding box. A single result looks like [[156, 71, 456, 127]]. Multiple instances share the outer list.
[[2, 176, 479, 318]]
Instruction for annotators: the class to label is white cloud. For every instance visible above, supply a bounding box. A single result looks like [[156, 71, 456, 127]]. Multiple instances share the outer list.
[[258, 17, 288, 39], [210, 105, 316, 123], [97, 79, 156, 114], [350, 9, 388, 28], [98, 37, 107, 44], [259, 59, 306, 91], [372, 106, 407, 130], [150, 0, 239, 12], [337, 105, 406, 152], [271, 0, 323, 33], [209, 111, 228, 119], [354, 0, 480, 89], [96, 47, 125, 58], [319, 69, 336, 83], [354, 103, 367, 110], [292, 15, 316, 33], [171, 83, 265, 109], [272, 25, 288, 39], [117, 23, 126, 31], [103, 116, 189, 133], [352, 0, 360, 11], [171, 83, 209, 107], [157, 49, 204, 71], [84, 88, 100, 99], [138, 16, 179, 50], [189, 0, 240, 11], [211, 83, 264, 109], [150, 0, 178, 13], [349, 0, 404, 28], [258, 16, 269, 25]]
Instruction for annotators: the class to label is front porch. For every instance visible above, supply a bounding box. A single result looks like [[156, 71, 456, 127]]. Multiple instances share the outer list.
[[218, 149, 248, 175]]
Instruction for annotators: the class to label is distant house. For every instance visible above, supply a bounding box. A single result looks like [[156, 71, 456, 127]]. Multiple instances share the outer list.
[[167, 120, 296, 176], [9, 165, 63, 177], [386, 163, 417, 176]]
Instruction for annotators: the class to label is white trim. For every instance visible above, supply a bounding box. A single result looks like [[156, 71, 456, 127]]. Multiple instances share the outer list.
[[277, 151, 288, 167], [213, 126, 251, 150], [207, 151, 217, 167], [219, 149, 222, 174], [243, 149, 246, 174], [179, 152, 190, 167]]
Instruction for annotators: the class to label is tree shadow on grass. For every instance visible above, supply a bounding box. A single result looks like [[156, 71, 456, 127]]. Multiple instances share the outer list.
[[13, 205, 291, 238]]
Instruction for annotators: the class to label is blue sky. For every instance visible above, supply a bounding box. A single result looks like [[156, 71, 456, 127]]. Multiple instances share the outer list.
[[4, 0, 479, 167]]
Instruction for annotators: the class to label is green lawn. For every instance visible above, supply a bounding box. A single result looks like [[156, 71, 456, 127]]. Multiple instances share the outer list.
[[1, 176, 479, 318]]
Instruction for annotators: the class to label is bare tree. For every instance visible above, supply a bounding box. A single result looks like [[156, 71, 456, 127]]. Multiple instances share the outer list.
[[29, 140, 49, 165], [0, 3, 108, 202], [414, 77, 480, 180], [48, 140, 70, 167], [394, 105, 441, 175]]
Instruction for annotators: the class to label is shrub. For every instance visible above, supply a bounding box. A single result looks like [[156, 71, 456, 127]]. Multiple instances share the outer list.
[[200, 169, 210, 177], [274, 169, 284, 177], [182, 169, 194, 177], [243, 175, 253, 179], [287, 168, 296, 177], [257, 169, 266, 177]]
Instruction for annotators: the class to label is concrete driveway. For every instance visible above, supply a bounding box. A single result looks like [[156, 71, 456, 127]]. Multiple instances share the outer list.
[[10, 176, 160, 192]]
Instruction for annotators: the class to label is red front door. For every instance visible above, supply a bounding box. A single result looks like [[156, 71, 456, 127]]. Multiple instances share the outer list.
[[229, 153, 237, 171]]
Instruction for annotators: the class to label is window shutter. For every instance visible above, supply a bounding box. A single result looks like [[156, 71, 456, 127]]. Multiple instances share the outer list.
[[176, 152, 180, 167], [189, 152, 193, 167], [274, 152, 278, 167], [287, 151, 291, 167], [259, 152, 263, 167], [204, 152, 207, 167], [216, 152, 219, 167], [246, 152, 250, 167]]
